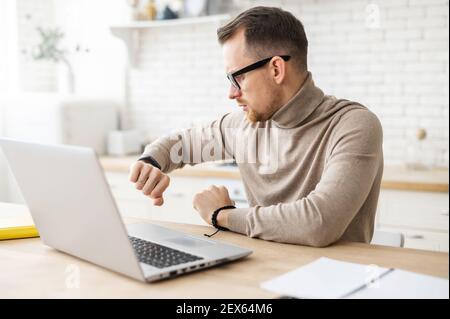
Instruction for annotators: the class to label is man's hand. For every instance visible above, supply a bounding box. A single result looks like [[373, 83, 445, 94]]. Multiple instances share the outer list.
[[193, 185, 235, 227], [129, 161, 170, 206]]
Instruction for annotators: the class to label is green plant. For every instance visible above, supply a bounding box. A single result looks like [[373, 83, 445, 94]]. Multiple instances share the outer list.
[[32, 26, 74, 93], [32, 27, 67, 63]]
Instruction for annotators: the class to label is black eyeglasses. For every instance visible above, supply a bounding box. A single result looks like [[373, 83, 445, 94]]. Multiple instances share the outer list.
[[226, 55, 291, 90]]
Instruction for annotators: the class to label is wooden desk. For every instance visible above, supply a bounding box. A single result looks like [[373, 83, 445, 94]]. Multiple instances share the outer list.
[[0, 203, 448, 298]]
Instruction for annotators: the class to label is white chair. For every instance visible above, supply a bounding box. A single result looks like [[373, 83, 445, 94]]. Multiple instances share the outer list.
[[371, 230, 405, 248]]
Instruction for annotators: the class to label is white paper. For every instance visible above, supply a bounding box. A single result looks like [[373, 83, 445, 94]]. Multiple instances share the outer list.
[[347, 269, 449, 299], [260, 257, 390, 299]]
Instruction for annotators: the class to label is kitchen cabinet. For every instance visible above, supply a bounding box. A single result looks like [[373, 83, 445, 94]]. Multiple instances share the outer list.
[[105, 172, 248, 226], [104, 172, 153, 219], [375, 189, 449, 252], [150, 175, 208, 225]]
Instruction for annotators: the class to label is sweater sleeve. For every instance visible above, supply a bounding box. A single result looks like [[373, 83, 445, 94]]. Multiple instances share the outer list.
[[139, 112, 238, 173], [226, 109, 383, 247]]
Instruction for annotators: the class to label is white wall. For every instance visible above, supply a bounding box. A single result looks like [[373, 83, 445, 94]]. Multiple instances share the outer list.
[[52, 0, 128, 99], [128, 0, 449, 168], [0, 0, 18, 201], [0, 1, 8, 201], [128, 21, 230, 139], [14, 0, 128, 99], [6, 0, 450, 168], [1, 0, 130, 203], [15, 0, 58, 92]]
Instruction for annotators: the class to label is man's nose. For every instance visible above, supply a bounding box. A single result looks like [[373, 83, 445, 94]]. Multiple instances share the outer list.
[[228, 85, 241, 99]]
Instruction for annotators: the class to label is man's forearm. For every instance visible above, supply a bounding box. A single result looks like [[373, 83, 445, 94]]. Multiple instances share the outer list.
[[224, 158, 381, 247], [141, 115, 233, 173]]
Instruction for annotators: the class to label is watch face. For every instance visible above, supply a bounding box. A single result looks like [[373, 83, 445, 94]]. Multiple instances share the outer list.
[[184, 0, 207, 17]]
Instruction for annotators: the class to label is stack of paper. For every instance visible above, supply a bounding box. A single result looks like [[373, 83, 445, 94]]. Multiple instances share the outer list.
[[347, 269, 450, 299], [261, 257, 449, 299]]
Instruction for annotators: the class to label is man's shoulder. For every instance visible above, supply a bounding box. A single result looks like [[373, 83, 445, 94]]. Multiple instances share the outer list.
[[325, 100, 383, 156], [327, 99, 383, 145], [330, 99, 381, 129]]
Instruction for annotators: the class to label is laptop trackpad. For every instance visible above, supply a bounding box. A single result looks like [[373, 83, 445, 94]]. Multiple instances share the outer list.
[[166, 236, 215, 248]]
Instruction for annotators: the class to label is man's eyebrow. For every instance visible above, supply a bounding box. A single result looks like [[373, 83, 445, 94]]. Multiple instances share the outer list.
[[226, 65, 239, 74]]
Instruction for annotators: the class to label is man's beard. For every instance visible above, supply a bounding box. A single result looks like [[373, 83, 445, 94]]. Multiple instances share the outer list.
[[246, 102, 280, 123], [246, 108, 262, 123], [243, 88, 282, 123]]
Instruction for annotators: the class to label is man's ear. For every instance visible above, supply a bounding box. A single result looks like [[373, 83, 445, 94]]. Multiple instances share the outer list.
[[270, 56, 286, 85]]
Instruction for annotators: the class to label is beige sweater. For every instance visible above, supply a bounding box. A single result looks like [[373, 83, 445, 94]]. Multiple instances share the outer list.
[[142, 72, 384, 247]]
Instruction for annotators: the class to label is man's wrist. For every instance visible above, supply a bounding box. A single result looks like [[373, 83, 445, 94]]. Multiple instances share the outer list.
[[216, 209, 231, 228], [138, 155, 161, 170]]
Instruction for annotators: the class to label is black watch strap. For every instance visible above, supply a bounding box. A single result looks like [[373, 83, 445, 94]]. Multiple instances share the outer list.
[[204, 205, 236, 237], [211, 205, 235, 231], [138, 155, 161, 170]]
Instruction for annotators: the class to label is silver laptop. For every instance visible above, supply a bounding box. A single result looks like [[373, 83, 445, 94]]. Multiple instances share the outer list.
[[0, 138, 252, 282]]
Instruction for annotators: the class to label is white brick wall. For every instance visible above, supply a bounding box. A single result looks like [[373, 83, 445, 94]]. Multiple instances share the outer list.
[[128, 0, 449, 168], [10, 0, 449, 168], [128, 22, 230, 138]]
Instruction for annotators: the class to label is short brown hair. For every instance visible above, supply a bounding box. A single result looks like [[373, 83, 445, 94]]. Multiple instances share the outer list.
[[217, 6, 308, 72]]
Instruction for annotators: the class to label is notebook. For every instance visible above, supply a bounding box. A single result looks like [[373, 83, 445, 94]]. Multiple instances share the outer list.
[[0, 225, 39, 240], [261, 257, 449, 299], [0, 204, 39, 240]]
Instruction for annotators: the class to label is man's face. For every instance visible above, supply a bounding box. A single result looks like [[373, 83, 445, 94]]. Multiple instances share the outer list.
[[222, 29, 281, 122]]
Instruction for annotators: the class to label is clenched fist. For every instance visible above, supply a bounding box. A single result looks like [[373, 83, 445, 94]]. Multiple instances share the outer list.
[[129, 161, 170, 206], [193, 185, 235, 227]]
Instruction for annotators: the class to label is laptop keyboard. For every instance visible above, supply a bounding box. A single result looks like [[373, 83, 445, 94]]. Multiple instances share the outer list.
[[129, 236, 203, 269]]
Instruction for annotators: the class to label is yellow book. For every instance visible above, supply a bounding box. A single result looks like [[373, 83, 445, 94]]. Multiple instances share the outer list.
[[0, 225, 40, 240]]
